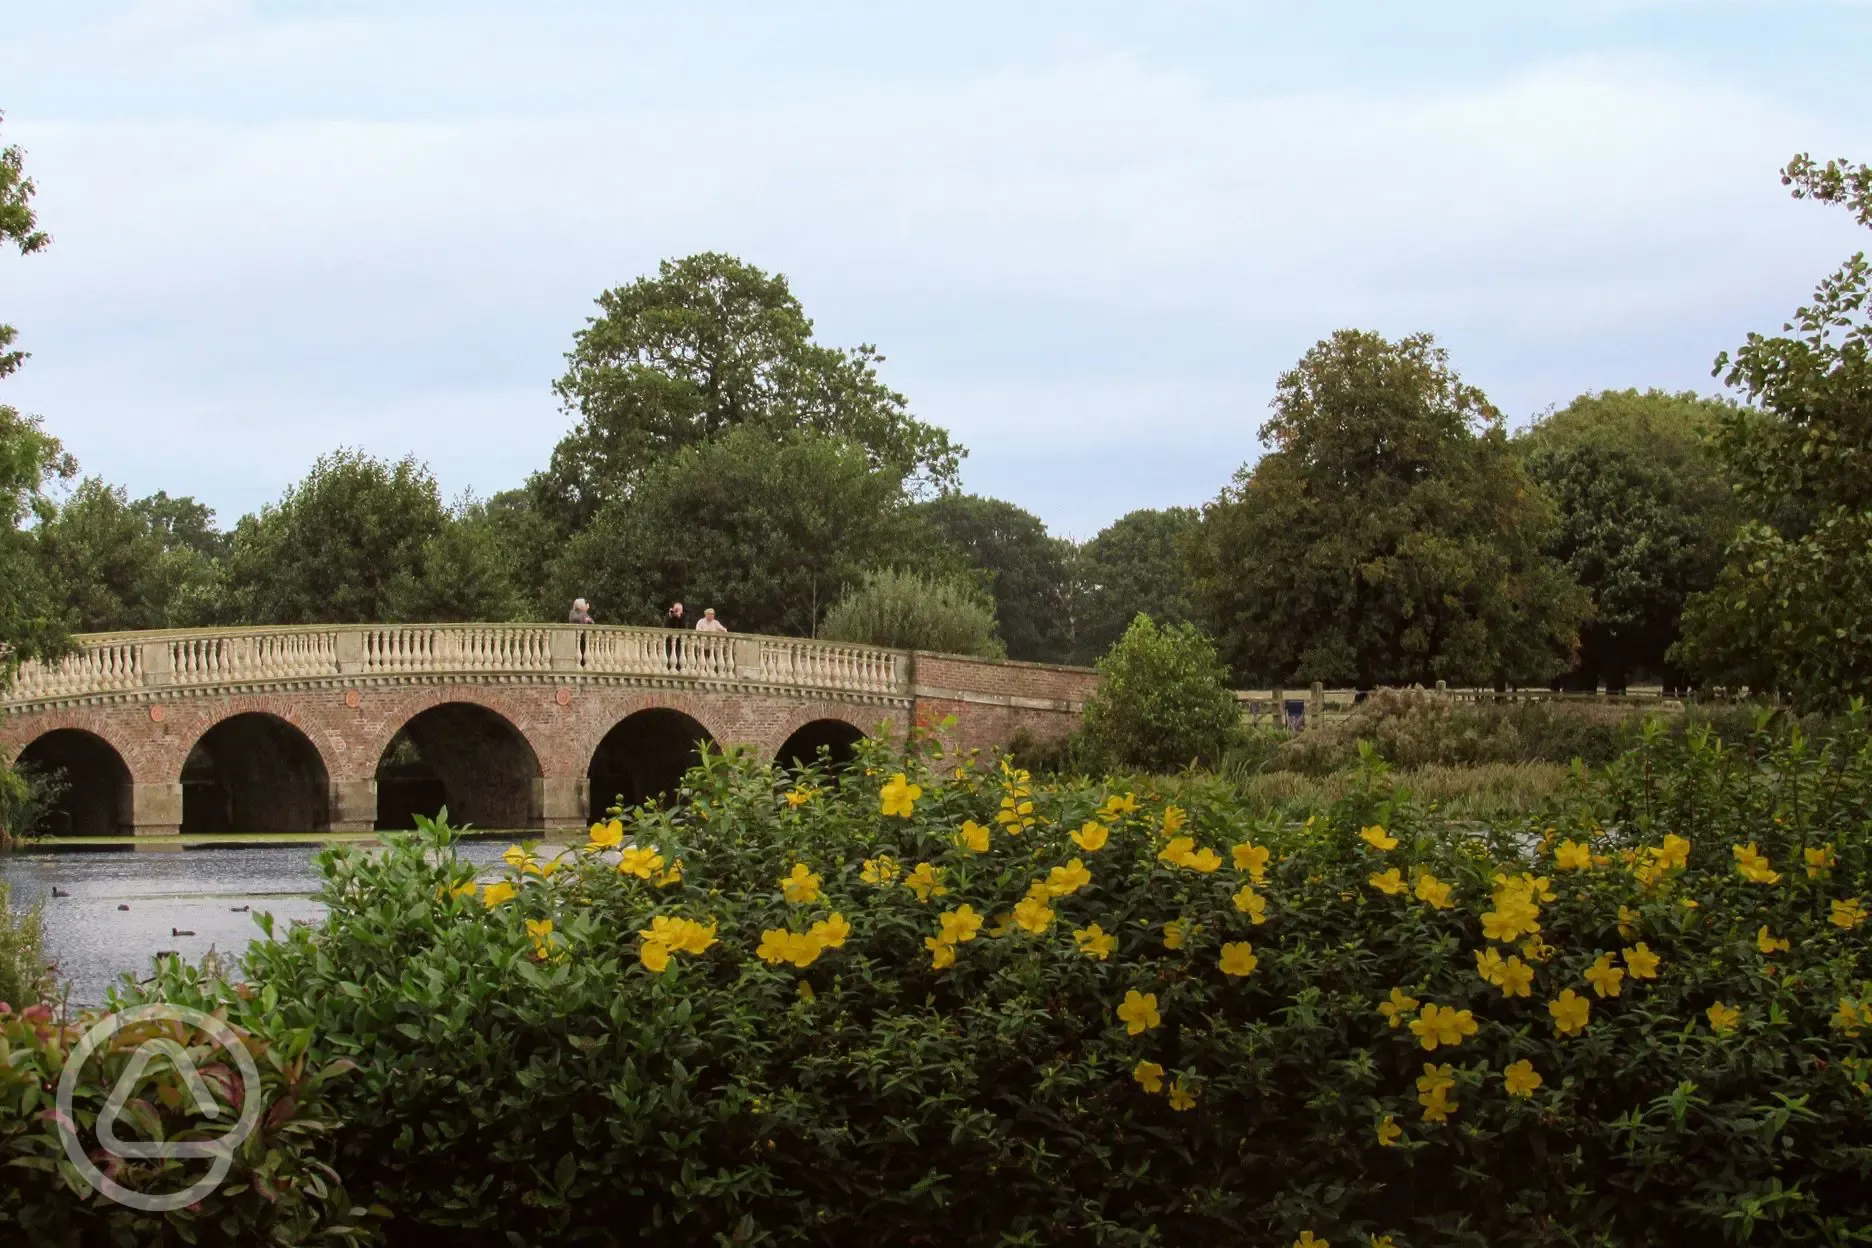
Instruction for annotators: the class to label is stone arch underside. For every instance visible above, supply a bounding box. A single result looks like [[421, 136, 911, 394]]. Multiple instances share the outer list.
[[588, 708, 716, 815], [12, 728, 133, 837], [776, 718, 867, 776], [376, 702, 543, 832], [181, 712, 332, 834]]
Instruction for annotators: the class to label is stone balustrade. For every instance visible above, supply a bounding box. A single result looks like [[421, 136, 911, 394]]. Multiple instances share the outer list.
[[2, 623, 911, 708]]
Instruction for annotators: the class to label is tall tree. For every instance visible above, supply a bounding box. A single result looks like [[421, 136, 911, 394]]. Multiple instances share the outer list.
[[550, 428, 920, 637], [0, 111, 73, 684], [1189, 330, 1588, 688], [1070, 507, 1200, 665], [222, 449, 520, 625], [1516, 390, 1739, 691], [1675, 155, 1872, 708], [913, 493, 1073, 663], [537, 253, 963, 535], [33, 479, 224, 632]]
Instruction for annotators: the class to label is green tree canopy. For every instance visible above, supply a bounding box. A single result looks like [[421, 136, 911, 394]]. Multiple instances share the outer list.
[[913, 493, 1073, 663], [536, 253, 963, 535], [32, 478, 224, 632], [1075, 614, 1241, 773], [222, 449, 521, 625], [549, 427, 921, 637], [1515, 390, 1739, 690], [1070, 507, 1199, 665], [820, 568, 1004, 658], [1188, 330, 1588, 689], [1675, 155, 1872, 707]]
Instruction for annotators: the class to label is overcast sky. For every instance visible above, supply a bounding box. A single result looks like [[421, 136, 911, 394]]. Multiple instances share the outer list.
[[2, 1, 1868, 538]]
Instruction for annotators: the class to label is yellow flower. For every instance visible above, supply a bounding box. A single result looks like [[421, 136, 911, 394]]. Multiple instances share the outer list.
[[996, 795, 1036, 833], [1474, 948, 1534, 998], [1187, 846, 1223, 872], [1232, 884, 1269, 924], [879, 773, 922, 817], [779, 863, 823, 904], [588, 819, 624, 849], [1218, 941, 1259, 977], [1100, 792, 1139, 818], [933, 905, 981, 946], [924, 936, 957, 969], [1584, 953, 1625, 999], [639, 941, 671, 972], [1732, 842, 1781, 885], [1549, 989, 1591, 1037], [1520, 936, 1554, 963], [1376, 1115, 1402, 1147], [1377, 987, 1420, 1029], [640, 915, 717, 955], [1623, 943, 1661, 979], [1409, 1002, 1477, 1051], [1232, 842, 1271, 880], [525, 917, 554, 944], [1294, 1233, 1329, 1248], [619, 845, 667, 879], [757, 928, 826, 968], [502, 845, 533, 871], [653, 859, 684, 888], [1414, 873, 1454, 910], [1806, 844, 1837, 878], [1116, 989, 1161, 1035], [1359, 825, 1398, 851], [903, 862, 949, 903], [1415, 1061, 1456, 1096], [1161, 919, 1187, 950], [1074, 923, 1118, 960], [1371, 1237, 1395, 1248], [810, 912, 852, 949], [1158, 837, 1196, 866], [1368, 868, 1405, 896], [1416, 1063, 1457, 1122], [1831, 898, 1868, 930], [1706, 1001, 1741, 1034], [1756, 925, 1791, 955], [1012, 895, 1055, 933], [1617, 905, 1639, 939], [1553, 839, 1593, 871], [954, 820, 991, 853], [1162, 805, 1188, 836], [1070, 821, 1110, 852], [1503, 1059, 1542, 1098], [860, 855, 899, 886], [449, 880, 478, 900], [1045, 859, 1093, 897], [797, 980, 815, 1003], [1132, 1059, 1165, 1093], [1655, 834, 1691, 870], [1167, 1077, 1196, 1111], [481, 880, 517, 908], [1830, 997, 1866, 1038], [1480, 894, 1542, 942], [784, 786, 813, 808]]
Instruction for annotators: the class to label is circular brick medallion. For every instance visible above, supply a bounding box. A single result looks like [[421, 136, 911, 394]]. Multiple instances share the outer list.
[[344, 689, 362, 709], [148, 704, 165, 723], [555, 687, 573, 707]]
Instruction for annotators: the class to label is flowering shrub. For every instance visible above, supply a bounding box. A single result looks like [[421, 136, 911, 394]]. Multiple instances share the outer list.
[[0, 959, 377, 1244], [240, 719, 1872, 1246]]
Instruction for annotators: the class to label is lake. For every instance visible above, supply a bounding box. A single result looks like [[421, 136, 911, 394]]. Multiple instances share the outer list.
[[1, 840, 522, 1006]]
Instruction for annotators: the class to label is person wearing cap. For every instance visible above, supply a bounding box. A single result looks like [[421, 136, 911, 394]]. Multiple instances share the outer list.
[[695, 607, 728, 633]]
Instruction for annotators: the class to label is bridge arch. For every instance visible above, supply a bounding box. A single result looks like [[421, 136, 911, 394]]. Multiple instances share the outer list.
[[12, 728, 133, 837], [179, 712, 331, 834], [776, 717, 867, 776], [376, 702, 543, 831], [588, 708, 717, 814]]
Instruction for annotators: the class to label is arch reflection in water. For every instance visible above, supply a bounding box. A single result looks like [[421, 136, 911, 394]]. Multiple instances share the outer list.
[[14, 729, 132, 837], [375, 703, 543, 832], [182, 713, 330, 834], [775, 718, 866, 779], [588, 709, 715, 815]]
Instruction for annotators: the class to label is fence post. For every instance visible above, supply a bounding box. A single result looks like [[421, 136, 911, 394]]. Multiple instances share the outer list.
[[1310, 681, 1324, 725]]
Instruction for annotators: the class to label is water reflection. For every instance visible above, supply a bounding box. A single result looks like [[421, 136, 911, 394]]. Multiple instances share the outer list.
[[1, 841, 521, 1006]]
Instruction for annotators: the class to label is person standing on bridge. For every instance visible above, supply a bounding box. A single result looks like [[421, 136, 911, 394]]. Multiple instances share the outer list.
[[695, 608, 727, 634], [567, 598, 593, 625], [664, 601, 685, 671]]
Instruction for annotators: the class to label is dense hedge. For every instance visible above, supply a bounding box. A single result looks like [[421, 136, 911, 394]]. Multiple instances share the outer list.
[[211, 716, 1872, 1245], [0, 962, 379, 1244]]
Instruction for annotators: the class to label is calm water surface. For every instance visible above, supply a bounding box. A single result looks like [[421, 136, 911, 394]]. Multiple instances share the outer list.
[[2, 842, 519, 1005]]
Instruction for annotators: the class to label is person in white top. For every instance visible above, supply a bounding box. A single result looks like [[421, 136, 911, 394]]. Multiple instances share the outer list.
[[694, 608, 728, 633]]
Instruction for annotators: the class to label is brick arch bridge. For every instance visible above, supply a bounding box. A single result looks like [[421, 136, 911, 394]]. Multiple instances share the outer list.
[[0, 624, 1098, 836]]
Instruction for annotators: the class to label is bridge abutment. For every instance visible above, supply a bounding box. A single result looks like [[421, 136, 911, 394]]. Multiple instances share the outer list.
[[131, 781, 183, 837]]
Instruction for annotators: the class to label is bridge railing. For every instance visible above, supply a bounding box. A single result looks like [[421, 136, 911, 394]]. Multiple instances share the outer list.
[[1, 623, 911, 705]]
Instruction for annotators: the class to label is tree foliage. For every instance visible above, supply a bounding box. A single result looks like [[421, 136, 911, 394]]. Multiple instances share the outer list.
[[1070, 507, 1199, 666], [222, 449, 521, 625], [1189, 330, 1589, 689], [551, 428, 919, 636], [1675, 155, 1872, 708], [1516, 390, 1739, 690], [914, 493, 1073, 663], [1075, 614, 1241, 772], [32, 478, 224, 632], [819, 567, 1004, 658], [536, 253, 963, 535]]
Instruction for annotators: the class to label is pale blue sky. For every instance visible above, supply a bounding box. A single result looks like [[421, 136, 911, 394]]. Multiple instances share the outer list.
[[2, 1, 1868, 537]]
